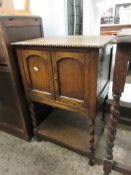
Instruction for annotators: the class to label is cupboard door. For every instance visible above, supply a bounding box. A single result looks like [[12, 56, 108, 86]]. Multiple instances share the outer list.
[[51, 52, 90, 108], [19, 50, 55, 99]]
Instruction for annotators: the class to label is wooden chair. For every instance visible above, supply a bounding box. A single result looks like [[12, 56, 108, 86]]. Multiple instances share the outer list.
[[103, 30, 131, 175]]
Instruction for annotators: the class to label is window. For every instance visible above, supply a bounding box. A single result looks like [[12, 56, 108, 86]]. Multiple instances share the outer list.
[[14, 0, 25, 10], [13, 0, 30, 15]]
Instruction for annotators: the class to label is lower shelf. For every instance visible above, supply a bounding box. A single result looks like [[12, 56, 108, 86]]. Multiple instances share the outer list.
[[35, 109, 104, 156]]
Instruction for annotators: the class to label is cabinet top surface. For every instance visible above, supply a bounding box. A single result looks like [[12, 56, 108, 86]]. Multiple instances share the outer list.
[[11, 35, 114, 49]]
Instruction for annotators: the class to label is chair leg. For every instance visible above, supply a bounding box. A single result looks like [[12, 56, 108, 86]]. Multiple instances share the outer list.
[[103, 94, 121, 175], [102, 95, 108, 121]]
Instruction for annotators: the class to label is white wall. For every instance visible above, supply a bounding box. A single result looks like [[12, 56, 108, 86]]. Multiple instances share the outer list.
[[13, 0, 24, 10], [30, 0, 68, 37], [83, 0, 104, 35], [31, 0, 105, 36]]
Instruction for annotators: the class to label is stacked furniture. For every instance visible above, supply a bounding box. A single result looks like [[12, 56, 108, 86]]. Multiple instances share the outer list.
[[0, 15, 43, 140], [104, 30, 131, 175], [12, 35, 113, 164], [100, 24, 131, 35]]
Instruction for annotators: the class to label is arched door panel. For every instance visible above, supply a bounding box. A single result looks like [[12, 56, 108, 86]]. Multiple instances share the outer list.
[[51, 51, 90, 108], [19, 50, 55, 99]]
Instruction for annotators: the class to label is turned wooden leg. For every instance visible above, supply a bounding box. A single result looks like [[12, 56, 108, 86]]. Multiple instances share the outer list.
[[88, 118, 96, 166], [103, 160, 113, 175], [29, 101, 37, 129], [102, 95, 108, 121], [29, 101, 42, 141], [103, 93, 121, 175]]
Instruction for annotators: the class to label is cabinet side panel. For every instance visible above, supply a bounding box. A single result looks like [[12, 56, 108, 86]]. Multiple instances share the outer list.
[[97, 45, 113, 96]]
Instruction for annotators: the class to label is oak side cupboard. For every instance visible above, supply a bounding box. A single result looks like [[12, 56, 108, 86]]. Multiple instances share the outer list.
[[12, 36, 113, 164]]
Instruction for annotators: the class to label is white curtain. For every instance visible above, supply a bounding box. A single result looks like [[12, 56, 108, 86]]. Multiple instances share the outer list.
[[83, 0, 104, 35], [30, 0, 68, 37]]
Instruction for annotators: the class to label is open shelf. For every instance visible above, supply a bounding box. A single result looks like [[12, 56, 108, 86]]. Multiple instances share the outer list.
[[35, 109, 104, 156]]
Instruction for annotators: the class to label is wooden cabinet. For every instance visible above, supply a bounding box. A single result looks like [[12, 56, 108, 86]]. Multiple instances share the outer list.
[[13, 36, 113, 164], [17, 49, 97, 113], [100, 24, 131, 35], [0, 16, 43, 140]]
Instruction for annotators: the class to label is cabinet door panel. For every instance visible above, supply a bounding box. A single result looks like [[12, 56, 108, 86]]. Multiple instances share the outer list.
[[51, 52, 90, 108], [58, 58, 84, 100], [27, 55, 50, 92], [20, 50, 55, 99]]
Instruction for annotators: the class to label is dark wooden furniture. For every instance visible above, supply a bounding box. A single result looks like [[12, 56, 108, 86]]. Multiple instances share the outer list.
[[0, 15, 43, 140], [101, 26, 131, 125], [12, 35, 113, 164], [100, 24, 131, 35], [103, 32, 131, 175]]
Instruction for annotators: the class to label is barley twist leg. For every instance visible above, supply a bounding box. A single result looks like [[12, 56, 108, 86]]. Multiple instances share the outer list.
[[103, 94, 120, 175], [88, 118, 96, 166]]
